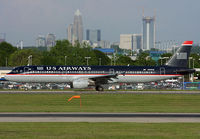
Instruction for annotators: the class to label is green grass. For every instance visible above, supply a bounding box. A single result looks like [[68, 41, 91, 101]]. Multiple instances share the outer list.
[[0, 93, 200, 112], [1, 94, 200, 138], [0, 122, 200, 139]]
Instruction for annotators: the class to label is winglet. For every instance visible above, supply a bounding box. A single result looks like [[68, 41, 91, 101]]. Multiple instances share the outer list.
[[182, 41, 193, 46]]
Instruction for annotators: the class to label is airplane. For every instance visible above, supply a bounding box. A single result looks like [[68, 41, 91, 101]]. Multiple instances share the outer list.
[[5, 41, 195, 91]]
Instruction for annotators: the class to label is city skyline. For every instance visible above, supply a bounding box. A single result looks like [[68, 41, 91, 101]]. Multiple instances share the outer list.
[[0, 0, 200, 46]]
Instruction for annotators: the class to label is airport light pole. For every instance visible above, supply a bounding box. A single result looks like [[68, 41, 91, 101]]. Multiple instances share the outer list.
[[85, 57, 91, 65], [189, 57, 193, 68], [28, 55, 32, 66], [165, 57, 169, 64], [193, 59, 195, 68], [188, 57, 194, 82], [113, 53, 116, 66], [160, 57, 169, 65]]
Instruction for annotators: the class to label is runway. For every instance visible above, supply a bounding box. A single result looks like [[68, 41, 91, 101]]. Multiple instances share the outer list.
[[1, 113, 200, 123]]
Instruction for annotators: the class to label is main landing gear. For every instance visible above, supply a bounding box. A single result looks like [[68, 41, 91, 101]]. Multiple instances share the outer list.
[[95, 85, 104, 91]]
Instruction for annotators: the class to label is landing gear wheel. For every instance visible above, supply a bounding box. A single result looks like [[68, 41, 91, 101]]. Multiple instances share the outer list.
[[69, 83, 73, 89], [95, 85, 104, 91]]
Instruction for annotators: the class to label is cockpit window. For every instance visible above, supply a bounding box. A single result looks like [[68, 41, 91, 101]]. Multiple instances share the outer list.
[[12, 68, 20, 73], [11, 69, 16, 73]]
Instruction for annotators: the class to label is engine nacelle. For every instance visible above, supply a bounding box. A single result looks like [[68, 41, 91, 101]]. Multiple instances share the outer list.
[[73, 79, 89, 89]]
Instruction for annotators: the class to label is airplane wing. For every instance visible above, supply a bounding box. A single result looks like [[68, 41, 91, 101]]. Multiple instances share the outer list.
[[89, 73, 119, 84]]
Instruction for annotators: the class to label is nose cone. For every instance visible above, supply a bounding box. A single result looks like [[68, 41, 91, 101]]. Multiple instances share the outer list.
[[0, 75, 7, 81]]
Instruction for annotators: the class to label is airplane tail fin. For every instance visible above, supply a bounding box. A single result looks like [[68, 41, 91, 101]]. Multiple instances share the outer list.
[[165, 41, 193, 68]]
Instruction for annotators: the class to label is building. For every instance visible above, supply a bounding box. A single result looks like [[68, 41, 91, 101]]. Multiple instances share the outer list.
[[120, 34, 132, 50], [46, 33, 56, 51], [67, 24, 73, 44], [17, 40, 24, 49], [133, 34, 142, 50], [36, 35, 46, 47], [98, 40, 110, 48], [142, 16, 155, 50], [119, 34, 142, 51], [86, 29, 101, 44], [73, 9, 83, 45]]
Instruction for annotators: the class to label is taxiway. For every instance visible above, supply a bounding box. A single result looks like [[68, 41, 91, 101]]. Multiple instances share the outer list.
[[1, 113, 200, 123]]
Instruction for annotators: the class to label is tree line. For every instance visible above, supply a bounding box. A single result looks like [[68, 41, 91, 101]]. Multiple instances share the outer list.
[[0, 40, 110, 66], [0, 40, 200, 67]]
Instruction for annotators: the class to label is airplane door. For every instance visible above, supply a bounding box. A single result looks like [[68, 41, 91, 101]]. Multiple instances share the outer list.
[[160, 67, 165, 75], [109, 69, 115, 74]]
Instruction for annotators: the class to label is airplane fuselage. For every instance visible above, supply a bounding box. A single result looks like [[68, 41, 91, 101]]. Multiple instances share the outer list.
[[5, 65, 187, 83]]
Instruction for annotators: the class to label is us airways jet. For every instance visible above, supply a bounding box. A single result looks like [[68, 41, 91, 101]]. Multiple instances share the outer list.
[[5, 41, 195, 91]]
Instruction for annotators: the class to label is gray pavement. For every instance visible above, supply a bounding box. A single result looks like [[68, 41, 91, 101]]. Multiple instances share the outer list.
[[1, 112, 200, 123]]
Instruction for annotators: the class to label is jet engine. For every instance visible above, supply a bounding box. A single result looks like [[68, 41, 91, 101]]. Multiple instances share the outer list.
[[72, 79, 90, 89]]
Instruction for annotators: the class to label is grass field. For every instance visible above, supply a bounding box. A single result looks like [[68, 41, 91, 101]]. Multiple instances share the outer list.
[[0, 93, 200, 112], [1, 93, 200, 138], [0, 122, 200, 139]]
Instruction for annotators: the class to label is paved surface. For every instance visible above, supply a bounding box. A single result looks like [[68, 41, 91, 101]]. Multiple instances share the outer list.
[[0, 90, 200, 94], [1, 113, 200, 123]]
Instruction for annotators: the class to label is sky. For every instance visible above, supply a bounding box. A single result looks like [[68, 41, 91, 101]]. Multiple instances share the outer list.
[[0, 0, 200, 46]]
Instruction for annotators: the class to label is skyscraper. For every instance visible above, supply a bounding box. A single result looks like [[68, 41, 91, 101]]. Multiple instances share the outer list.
[[46, 33, 56, 51], [133, 34, 142, 50], [142, 16, 155, 50], [86, 29, 101, 44], [36, 35, 46, 47], [67, 24, 73, 44], [120, 34, 133, 50], [73, 9, 83, 45], [120, 34, 142, 51]]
